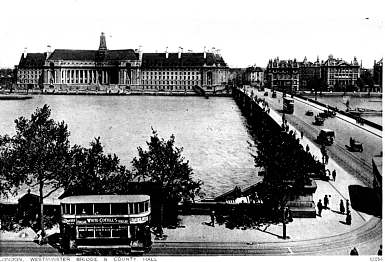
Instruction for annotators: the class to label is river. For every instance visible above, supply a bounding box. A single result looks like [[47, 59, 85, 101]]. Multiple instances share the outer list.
[[0, 95, 261, 199]]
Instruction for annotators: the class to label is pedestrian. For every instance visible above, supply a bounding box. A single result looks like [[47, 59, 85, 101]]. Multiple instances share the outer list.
[[301, 131, 304, 139], [339, 199, 345, 214], [325, 154, 329, 165], [350, 247, 359, 255], [346, 210, 352, 225], [332, 169, 336, 181], [306, 144, 310, 153], [317, 199, 323, 217], [210, 210, 215, 227], [282, 113, 286, 123], [378, 245, 382, 256], [323, 195, 329, 209]]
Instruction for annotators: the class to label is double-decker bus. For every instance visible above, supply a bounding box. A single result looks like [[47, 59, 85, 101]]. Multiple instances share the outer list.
[[283, 97, 294, 114], [60, 195, 152, 255]]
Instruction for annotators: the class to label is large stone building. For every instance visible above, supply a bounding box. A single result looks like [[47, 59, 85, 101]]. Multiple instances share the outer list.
[[265, 55, 362, 92], [140, 49, 228, 93], [321, 55, 360, 91], [299, 56, 321, 90], [265, 58, 300, 92], [16, 33, 229, 94], [15, 52, 47, 90], [243, 66, 264, 87]]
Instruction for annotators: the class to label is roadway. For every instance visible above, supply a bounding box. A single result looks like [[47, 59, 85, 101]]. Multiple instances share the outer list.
[[1, 215, 380, 256], [0, 241, 61, 256], [149, 216, 381, 255], [249, 88, 382, 187]]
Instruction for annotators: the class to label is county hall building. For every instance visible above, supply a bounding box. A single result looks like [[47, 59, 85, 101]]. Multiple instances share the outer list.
[[15, 33, 229, 94]]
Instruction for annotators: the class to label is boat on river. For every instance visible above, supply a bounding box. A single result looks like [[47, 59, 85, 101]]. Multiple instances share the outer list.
[[0, 94, 33, 100]]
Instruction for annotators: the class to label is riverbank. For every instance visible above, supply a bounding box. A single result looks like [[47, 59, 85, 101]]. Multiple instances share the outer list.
[[0, 89, 232, 97]]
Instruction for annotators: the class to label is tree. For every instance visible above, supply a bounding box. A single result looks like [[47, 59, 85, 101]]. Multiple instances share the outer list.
[[132, 129, 202, 234], [253, 127, 320, 238], [0, 104, 70, 236], [62, 137, 132, 196]]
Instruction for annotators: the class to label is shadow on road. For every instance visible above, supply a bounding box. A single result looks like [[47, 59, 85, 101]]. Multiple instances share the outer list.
[[348, 185, 382, 217], [256, 227, 282, 239]]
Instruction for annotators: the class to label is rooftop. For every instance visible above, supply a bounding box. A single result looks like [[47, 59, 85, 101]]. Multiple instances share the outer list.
[[60, 194, 150, 204]]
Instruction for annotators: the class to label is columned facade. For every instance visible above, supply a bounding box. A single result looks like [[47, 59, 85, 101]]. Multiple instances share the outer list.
[[17, 33, 229, 94]]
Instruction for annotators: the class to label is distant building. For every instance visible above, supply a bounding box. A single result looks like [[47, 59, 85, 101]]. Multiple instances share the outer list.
[[228, 68, 246, 86], [43, 33, 140, 92], [373, 58, 383, 92], [16, 52, 46, 90], [15, 33, 229, 94], [321, 55, 360, 91], [244, 66, 264, 87], [266, 58, 299, 92], [299, 56, 321, 90], [140, 48, 229, 93]]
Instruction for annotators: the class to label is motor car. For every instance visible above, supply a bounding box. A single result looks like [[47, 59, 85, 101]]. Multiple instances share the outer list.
[[349, 137, 363, 152], [317, 129, 335, 145]]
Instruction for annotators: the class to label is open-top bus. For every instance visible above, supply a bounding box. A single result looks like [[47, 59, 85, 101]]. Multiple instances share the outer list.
[[60, 195, 152, 255]]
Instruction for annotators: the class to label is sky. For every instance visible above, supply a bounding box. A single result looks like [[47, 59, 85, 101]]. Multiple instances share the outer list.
[[0, 0, 384, 68]]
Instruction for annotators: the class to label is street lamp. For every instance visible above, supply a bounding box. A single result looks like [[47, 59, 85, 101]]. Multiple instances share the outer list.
[[282, 184, 293, 239]]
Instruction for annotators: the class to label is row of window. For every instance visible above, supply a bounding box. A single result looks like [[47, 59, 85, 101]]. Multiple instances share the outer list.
[[19, 80, 38, 83], [142, 75, 200, 80], [142, 80, 199, 85], [61, 201, 150, 215], [19, 70, 41, 75], [141, 86, 193, 90], [272, 75, 299, 80], [78, 225, 129, 239], [143, 71, 199, 75]]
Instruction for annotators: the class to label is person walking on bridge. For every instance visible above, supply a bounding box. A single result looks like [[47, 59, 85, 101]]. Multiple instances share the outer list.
[[317, 199, 323, 217], [323, 195, 329, 209]]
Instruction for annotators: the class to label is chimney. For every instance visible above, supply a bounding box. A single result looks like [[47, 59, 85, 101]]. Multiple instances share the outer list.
[[46, 45, 52, 59], [23, 47, 27, 57], [203, 46, 206, 59], [165, 47, 169, 59], [99, 32, 107, 51], [138, 45, 143, 61], [178, 47, 183, 59]]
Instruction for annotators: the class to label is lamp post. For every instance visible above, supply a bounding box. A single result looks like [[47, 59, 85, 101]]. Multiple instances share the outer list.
[[282, 184, 293, 239]]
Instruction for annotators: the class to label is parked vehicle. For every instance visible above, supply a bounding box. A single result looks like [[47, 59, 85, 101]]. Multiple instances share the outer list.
[[348, 137, 363, 152], [305, 110, 314, 116], [317, 129, 335, 146]]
